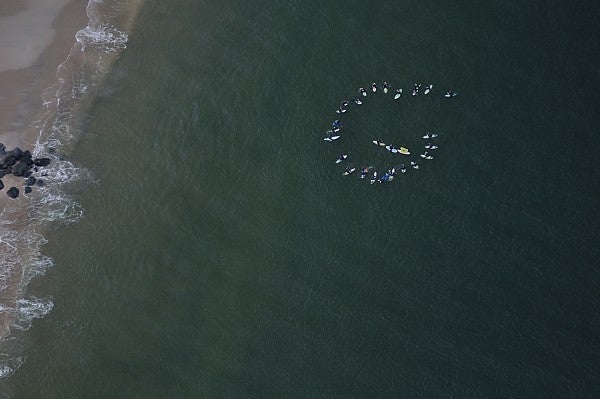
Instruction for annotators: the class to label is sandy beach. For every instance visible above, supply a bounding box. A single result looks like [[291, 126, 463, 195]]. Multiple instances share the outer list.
[[0, 0, 88, 338]]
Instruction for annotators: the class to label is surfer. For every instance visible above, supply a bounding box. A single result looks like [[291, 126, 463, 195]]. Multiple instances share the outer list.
[[359, 87, 367, 97], [412, 83, 421, 96], [444, 91, 457, 98], [394, 88, 403, 99], [371, 83, 377, 92], [360, 167, 369, 179], [400, 164, 407, 173], [332, 119, 342, 128], [382, 81, 390, 93], [370, 171, 378, 184], [354, 98, 362, 105], [336, 154, 348, 163]]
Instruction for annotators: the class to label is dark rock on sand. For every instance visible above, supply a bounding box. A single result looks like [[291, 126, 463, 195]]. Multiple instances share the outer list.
[[0, 143, 5, 154], [7, 187, 19, 199], [6, 147, 22, 161], [24, 186, 33, 194], [11, 162, 31, 177], [33, 158, 51, 167], [1, 156, 16, 168], [0, 169, 6, 179], [21, 150, 33, 165], [25, 176, 37, 186], [0, 179, 4, 190]]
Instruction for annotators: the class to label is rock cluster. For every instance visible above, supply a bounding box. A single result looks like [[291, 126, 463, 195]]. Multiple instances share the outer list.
[[0, 142, 51, 199]]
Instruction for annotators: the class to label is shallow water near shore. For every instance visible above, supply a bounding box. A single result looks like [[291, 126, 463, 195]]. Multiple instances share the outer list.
[[2, 0, 600, 397]]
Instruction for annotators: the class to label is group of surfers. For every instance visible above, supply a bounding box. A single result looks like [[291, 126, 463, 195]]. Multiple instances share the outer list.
[[324, 81, 454, 182], [335, 130, 439, 184]]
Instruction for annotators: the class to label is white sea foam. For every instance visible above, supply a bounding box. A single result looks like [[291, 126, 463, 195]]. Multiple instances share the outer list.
[[0, 356, 23, 379], [10, 297, 54, 332], [76, 23, 128, 53]]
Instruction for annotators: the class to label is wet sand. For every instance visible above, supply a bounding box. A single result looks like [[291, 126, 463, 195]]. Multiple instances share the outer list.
[[0, 0, 88, 337]]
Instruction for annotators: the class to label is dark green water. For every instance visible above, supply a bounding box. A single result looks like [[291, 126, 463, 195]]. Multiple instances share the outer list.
[[4, 0, 600, 397]]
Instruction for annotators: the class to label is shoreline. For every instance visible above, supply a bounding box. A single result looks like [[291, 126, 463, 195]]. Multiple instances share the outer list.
[[0, 0, 88, 338]]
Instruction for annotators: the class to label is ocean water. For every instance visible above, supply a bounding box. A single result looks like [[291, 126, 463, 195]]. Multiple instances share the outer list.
[[2, 0, 600, 397]]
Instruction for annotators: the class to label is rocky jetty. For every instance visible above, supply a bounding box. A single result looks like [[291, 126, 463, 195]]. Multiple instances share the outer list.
[[0, 142, 52, 199]]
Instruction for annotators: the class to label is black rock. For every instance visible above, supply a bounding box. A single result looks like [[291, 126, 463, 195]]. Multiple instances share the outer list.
[[25, 176, 36, 186], [33, 158, 51, 167], [24, 186, 32, 194], [11, 162, 31, 177], [0, 179, 3, 190], [0, 169, 6, 179], [21, 150, 33, 165], [7, 187, 19, 199], [36, 179, 45, 187], [0, 143, 5, 154], [9, 147, 22, 161], [24, 170, 33, 178], [1, 156, 16, 168]]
